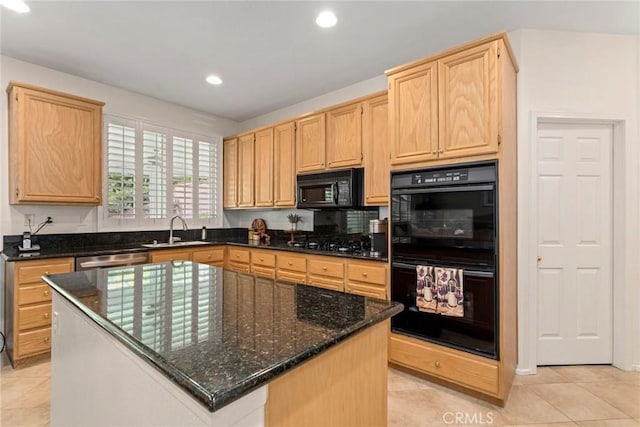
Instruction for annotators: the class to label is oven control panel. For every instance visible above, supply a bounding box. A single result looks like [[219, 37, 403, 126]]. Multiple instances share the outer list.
[[412, 170, 469, 185]]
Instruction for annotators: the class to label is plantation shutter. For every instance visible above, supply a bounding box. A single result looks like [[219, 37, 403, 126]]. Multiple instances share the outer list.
[[172, 136, 194, 218], [106, 122, 136, 219], [142, 127, 168, 219]]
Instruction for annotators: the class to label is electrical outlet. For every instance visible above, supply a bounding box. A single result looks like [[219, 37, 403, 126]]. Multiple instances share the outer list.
[[24, 214, 35, 227]]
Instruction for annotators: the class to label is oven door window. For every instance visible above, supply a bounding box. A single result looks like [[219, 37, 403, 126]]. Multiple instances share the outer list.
[[391, 262, 497, 359], [391, 185, 496, 265]]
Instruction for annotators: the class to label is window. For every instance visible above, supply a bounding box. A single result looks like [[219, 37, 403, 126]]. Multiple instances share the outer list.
[[104, 115, 222, 228]]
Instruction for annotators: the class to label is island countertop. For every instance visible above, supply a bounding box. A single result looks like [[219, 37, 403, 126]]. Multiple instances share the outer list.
[[43, 261, 402, 412]]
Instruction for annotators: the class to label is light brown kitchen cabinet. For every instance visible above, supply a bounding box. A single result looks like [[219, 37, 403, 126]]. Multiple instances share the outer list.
[[149, 249, 191, 263], [223, 138, 239, 208], [273, 122, 296, 207], [192, 247, 225, 267], [7, 82, 104, 205], [254, 128, 274, 207], [237, 133, 255, 207], [276, 252, 307, 284], [295, 113, 326, 173], [227, 247, 251, 273], [362, 94, 390, 205], [326, 102, 362, 169], [387, 38, 505, 168], [251, 249, 276, 278], [4, 257, 74, 367], [346, 260, 387, 299], [438, 41, 499, 159], [307, 255, 345, 292], [388, 61, 439, 166]]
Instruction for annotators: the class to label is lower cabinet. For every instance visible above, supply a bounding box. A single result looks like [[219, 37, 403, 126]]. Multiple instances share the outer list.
[[5, 257, 74, 367], [307, 256, 345, 292], [276, 253, 307, 283], [389, 333, 500, 396], [226, 247, 251, 273], [192, 247, 225, 267], [150, 246, 226, 266], [346, 260, 387, 299], [250, 249, 276, 278]]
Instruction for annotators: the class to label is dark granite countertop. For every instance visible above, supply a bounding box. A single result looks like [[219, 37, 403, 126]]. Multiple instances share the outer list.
[[43, 262, 402, 412], [2, 238, 386, 262]]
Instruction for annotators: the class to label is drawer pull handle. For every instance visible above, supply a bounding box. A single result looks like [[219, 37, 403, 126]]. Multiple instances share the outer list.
[[44, 313, 50, 319], [362, 272, 368, 277], [44, 337, 50, 343], [260, 258, 264, 261], [44, 290, 50, 296], [435, 361, 441, 368], [322, 267, 327, 271]]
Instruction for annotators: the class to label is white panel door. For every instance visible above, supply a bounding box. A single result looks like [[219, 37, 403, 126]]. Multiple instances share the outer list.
[[536, 122, 612, 365]]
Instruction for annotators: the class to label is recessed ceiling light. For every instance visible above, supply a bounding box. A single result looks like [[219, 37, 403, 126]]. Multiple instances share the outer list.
[[0, 0, 30, 13], [205, 75, 222, 86], [315, 11, 337, 28]]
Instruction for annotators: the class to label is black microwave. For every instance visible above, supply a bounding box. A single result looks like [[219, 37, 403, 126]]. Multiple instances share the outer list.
[[297, 168, 363, 209]]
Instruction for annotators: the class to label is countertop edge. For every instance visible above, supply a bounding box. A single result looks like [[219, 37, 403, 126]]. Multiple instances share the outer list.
[[43, 270, 402, 412]]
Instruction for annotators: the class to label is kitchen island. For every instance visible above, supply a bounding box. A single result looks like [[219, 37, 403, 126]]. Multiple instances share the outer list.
[[43, 261, 402, 427]]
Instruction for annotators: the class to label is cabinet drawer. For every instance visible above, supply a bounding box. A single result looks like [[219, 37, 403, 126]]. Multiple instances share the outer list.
[[228, 248, 251, 264], [251, 265, 276, 278], [17, 327, 51, 357], [16, 258, 73, 284], [307, 275, 344, 292], [277, 254, 306, 273], [150, 249, 191, 263], [252, 250, 276, 268], [389, 334, 499, 395], [308, 258, 344, 279], [346, 282, 386, 299], [18, 284, 52, 305], [18, 303, 52, 330], [348, 262, 386, 286], [276, 270, 307, 284], [192, 247, 225, 264]]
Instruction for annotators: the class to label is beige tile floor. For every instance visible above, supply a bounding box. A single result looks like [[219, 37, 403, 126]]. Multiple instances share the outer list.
[[1, 351, 638, 427]]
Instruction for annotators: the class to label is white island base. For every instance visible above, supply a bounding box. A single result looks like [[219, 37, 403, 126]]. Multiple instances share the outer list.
[[51, 293, 389, 427]]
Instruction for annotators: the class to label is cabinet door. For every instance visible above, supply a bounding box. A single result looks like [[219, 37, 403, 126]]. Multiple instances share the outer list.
[[326, 103, 362, 169], [237, 133, 255, 207], [273, 122, 296, 207], [254, 128, 274, 207], [388, 61, 438, 166], [438, 41, 499, 159], [362, 94, 389, 205], [223, 138, 238, 208], [295, 114, 326, 173], [9, 84, 103, 205], [149, 249, 192, 263]]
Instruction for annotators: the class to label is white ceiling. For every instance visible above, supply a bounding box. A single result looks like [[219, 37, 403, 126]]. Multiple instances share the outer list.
[[1, 1, 638, 122]]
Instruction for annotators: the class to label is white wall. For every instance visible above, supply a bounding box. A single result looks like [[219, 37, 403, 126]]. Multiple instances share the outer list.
[[237, 75, 387, 132], [0, 55, 241, 238], [511, 30, 640, 372]]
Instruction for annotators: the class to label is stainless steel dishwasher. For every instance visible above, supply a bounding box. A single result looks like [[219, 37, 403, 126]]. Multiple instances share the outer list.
[[75, 252, 149, 271]]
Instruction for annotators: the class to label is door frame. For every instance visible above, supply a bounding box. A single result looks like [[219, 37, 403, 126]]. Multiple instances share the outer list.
[[518, 112, 639, 374]]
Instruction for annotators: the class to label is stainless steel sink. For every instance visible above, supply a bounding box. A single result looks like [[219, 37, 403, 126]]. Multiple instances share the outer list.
[[141, 241, 209, 248]]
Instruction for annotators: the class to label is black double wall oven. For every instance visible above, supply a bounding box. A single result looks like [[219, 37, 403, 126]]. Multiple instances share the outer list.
[[390, 161, 499, 359]]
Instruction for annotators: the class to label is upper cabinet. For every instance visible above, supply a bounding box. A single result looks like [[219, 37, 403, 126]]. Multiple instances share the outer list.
[[223, 138, 239, 208], [362, 94, 389, 205], [273, 122, 296, 207], [7, 82, 104, 205], [237, 133, 255, 207], [326, 102, 362, 169], [295, 113, 326, 173], [254, 128, 274, 207], [387, 37, 511, 168]]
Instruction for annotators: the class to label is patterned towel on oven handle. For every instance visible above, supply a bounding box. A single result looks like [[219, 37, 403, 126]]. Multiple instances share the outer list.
[[435, 267, 464, 317], [416, 265, 437, 313]]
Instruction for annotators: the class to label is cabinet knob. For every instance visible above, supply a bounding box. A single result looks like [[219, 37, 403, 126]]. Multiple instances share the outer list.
[[322, 266, 327, 271], [435, 361, 441, 368], [362, 272, 368, 277], [44, 337, 50, 343], [236, 255, 240, 258], [44, 313, 50, 319], [439, 150, 444, 154], [260, 258, 264, 262], [288, 262, 293, 266], [44, 290, 50, 296], [45, 271, 50, 275]]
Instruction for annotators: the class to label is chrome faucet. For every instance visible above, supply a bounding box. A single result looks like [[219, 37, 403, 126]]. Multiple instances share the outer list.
[[169, 215, 188, 244]]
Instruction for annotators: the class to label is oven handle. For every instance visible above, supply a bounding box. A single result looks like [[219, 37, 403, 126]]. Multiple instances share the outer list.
[[392, 184, 494, 195], [332, 182, 339, 205], [392, 262, 494, 278]]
